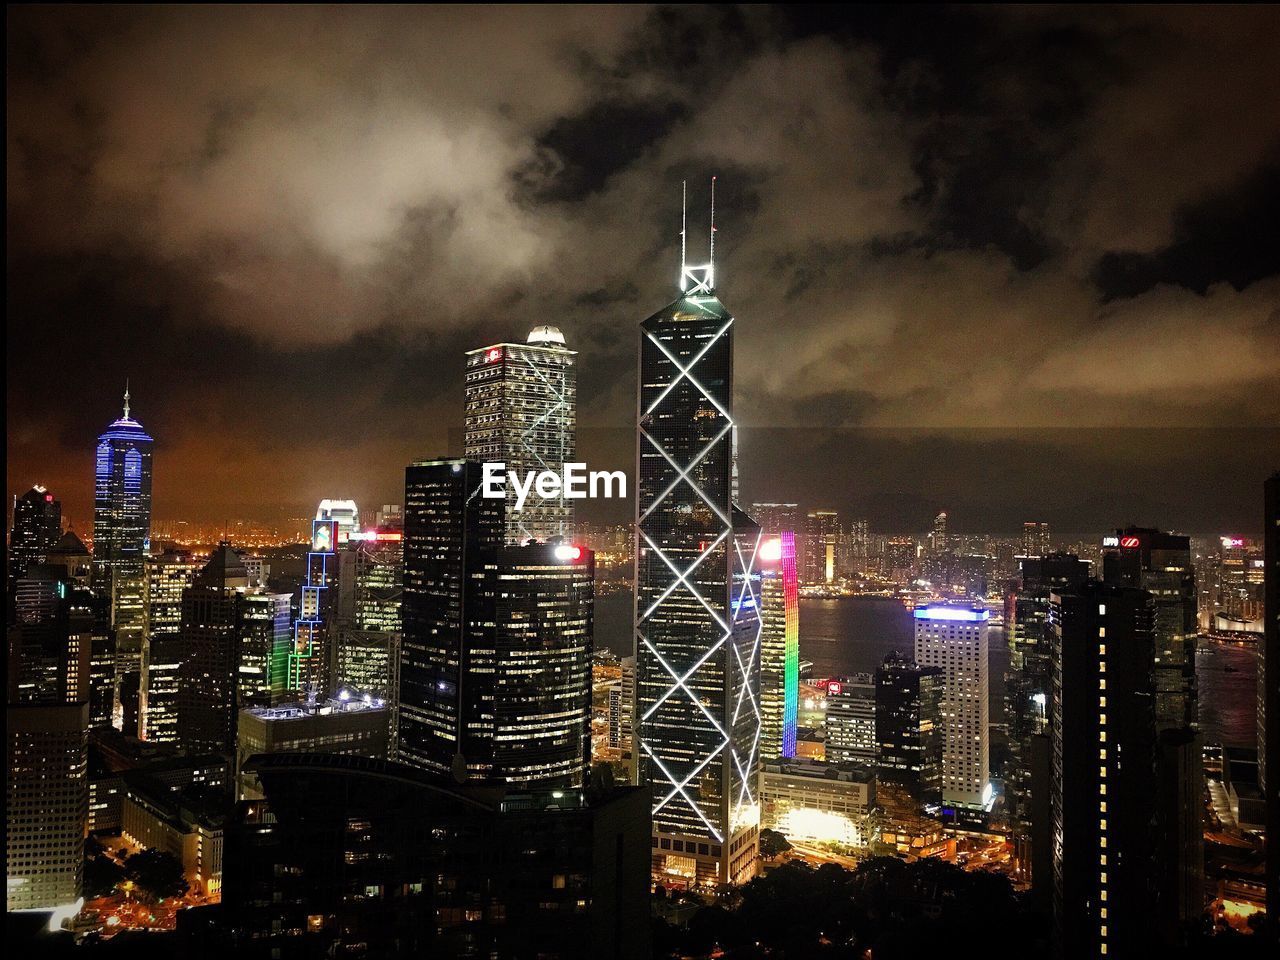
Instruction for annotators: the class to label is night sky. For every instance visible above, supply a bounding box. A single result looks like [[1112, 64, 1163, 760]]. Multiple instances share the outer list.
[[7, 5, 1279, 537]]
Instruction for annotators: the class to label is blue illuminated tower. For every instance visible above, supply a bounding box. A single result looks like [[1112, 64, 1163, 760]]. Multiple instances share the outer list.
[[635, 181, 763, 886], [92, 385, 153, 728]]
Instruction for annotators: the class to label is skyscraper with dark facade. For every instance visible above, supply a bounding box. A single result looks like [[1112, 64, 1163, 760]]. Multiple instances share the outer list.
[[1050, 583, 1157, 959], [92, 387, 154, 727], [401, 460, 592, 788], [1007, 552, 1090, 882], [875, 652, 942, 803], [464, 325, 576, 546], [1101, 527, 1198, 730], [634, 244, 763, 887], [7, 484, 61, 603]]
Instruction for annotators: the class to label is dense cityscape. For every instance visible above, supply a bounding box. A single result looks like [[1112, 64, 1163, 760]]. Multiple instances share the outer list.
[[7, 5, 1279, 959]]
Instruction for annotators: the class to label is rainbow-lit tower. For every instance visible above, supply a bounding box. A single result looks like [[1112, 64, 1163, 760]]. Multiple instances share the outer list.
[[635, 180, 763, 886], [758, 531, 800, 761]]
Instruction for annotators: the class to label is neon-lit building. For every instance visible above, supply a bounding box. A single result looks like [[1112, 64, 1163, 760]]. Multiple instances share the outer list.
[[91, 386, 153, 729], [464, 325, 576, 546], [290, 519, 340, 696], [315, 499, 360, 544], [635, 197, 763, 886], [912, 606, 990, 808], [759, 532, 800, 761]]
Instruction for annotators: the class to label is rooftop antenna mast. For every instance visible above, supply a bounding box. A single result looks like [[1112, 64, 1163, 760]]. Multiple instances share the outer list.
[[680, 180, 687, 290], [123, 379, 131, 420], [679, 177, 717, 296], [709, 175, 716, 284]]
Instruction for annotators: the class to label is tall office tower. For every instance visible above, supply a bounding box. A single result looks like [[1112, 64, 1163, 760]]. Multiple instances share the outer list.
[[931, 511, 948, 554], [92, 387, 154, 729], [316, 499, 360, 544], [401, 460, 593, 786], [237, 591, 292, 708], [1022, 521, 1051, 558], [177, 545, 250, 754], [477, 540, 594, 787], [913, 607, 990, 808], [1049, 583, 1159, 959], [47, 530, 92, 587], [400, 459, 504, 777], [290, 518, 340, 696], [1006, 557, 1090, 810], [634, 226, 763, 887], [804, 510, 840, 584], [825, 674, 877, 764], [846, 519, 870, 575], [6, 565, 91, 912], [464, 325, 577, 545], [1262, 473, 1278, 935], [335, 528, 404, 702], [1101, 528, 1197, 731], [139, 551, 201, 741], [875, 652, 943, 803], [759, 532, 800, 761], [6, 701, 89, 913], [8, 484, 61, 600]]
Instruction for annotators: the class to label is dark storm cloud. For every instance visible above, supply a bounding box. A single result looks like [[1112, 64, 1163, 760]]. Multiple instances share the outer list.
[[6, 4, 1279, 533]]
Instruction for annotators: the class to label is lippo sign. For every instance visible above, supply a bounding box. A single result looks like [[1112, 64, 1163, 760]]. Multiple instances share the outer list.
[[481, 462, 627, 511]]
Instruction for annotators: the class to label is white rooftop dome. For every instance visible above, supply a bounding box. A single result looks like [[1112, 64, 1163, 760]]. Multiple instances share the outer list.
[[527, 325, 566, 346]]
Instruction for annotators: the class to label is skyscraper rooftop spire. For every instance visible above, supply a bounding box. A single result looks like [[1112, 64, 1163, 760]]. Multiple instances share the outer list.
[[679, 177, 718, 296], [123, 380, 131, 420]]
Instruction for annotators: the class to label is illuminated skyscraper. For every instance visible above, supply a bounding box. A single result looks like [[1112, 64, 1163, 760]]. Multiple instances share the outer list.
[[804, 510, 840, 585], [1021, 521, 1051, 558], [8, 485, 61, 600], [92, 386, 153, 727], [635, 197, 763, 886], [335, 529, 404, 705], [913, 606, 990, 808], [825, 674, 876, 765], [400, 460, 592, 787], [6, 565, 91, 913], [931, 511, 948, 554], [140, 551, 202, 742], [464, 325, 576, 545], [759, 532, 799, 761]]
